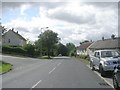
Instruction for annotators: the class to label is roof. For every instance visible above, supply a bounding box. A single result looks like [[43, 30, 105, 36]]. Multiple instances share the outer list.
[[89, 37, 120, 49], [2, 30, 26, 41], [77, 42, 92, 50]]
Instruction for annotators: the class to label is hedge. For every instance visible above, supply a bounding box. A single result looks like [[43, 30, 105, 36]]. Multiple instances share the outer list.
[[2, 46, 26, 55]]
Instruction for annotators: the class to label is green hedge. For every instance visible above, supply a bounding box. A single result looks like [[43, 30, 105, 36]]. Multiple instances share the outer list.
[[79, 55, 90, 60], [2, 46, 26, 55]]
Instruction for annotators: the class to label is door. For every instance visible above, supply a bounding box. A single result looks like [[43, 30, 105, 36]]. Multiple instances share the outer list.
[[94, 52, 100, 69]]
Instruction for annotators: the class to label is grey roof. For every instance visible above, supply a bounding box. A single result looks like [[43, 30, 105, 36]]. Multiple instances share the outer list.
[[77, 42, 92, 50], [89, 37, 120, 49], [2, 30, 26, 41]]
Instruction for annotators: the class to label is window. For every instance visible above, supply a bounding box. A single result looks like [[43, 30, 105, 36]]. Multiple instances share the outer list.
[[94, 52, 100, 58], [8, 39, 10, 43]]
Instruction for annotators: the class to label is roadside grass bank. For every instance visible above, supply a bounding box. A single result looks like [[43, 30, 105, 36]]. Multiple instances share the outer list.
[[0, 61, 12, 74], [2, 53, 28, 58], [39, 56, 53, 59], [75, 55, 90, 65]]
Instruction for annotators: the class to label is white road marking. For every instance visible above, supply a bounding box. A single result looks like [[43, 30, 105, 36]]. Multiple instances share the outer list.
[[49, 67, 56, 74], [86, 65, 114, 88], [31, 80, 42, 88], [57, 62, 61, 66]]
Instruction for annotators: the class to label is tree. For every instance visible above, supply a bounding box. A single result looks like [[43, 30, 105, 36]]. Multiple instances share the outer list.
[[0, 25, 7, 35], [66, 43, 75, 56], [80, 40, 89, 45], [57, 43, 68, 56], [35, 30, 60, 58], [23, 44, 35, 57]]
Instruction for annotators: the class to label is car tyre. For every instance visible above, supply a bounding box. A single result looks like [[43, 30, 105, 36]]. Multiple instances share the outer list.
[[113, 75, 120, 90], [99, 65, 106, 77], [90, 61, 95, 71]]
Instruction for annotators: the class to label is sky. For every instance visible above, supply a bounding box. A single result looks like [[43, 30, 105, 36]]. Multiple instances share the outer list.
[[1, 0, 119, 46]]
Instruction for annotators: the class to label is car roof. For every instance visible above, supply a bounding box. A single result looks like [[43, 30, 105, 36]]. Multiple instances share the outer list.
[[95, 50, 117, 52]]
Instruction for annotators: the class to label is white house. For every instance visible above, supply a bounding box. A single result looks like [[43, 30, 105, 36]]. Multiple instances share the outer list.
[[76, 42, 92, 56], [88, 36, 120, 56], [2, 29, 26, 46]]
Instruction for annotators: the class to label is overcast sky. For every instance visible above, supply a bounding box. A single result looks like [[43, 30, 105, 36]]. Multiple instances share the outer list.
[[1, 0, 119, 46]]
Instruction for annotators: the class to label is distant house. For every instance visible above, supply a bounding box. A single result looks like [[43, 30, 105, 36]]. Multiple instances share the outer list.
[[2, 29, 26, 46], [88, 36, 120, 55], [76, 42, 92, 55]]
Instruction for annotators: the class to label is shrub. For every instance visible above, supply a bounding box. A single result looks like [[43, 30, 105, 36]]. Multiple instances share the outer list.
[[2, 45, 26, 55], [79, 55, 90, 60], [23, 44, 35, 57]]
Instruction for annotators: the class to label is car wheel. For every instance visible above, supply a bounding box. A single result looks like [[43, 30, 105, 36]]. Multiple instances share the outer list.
[[90, 61, 95, 71], [113, 76, 120, 90], [99, 65, 106, 77]]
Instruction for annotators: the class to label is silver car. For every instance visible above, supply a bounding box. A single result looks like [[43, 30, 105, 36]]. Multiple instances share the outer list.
[[90, 50, 120, 77]]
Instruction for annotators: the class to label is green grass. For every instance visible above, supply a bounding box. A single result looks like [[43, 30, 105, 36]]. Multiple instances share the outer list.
[[78, 58, 90, 65], [39, 56, 52, 59], [75, 57, 90, 65], [2, 53, 27, 58], [0, 61, 12, 74]]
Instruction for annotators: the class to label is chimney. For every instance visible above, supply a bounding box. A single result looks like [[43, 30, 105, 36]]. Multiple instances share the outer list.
[[111, 34, 115, 39], [11, 28, 14, 31], [90, 40, 92, 42], [102, 36, 104, 41]]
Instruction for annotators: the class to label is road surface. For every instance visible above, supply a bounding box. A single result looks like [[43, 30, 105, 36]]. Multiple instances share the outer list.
[[1, 55, 114, 89]]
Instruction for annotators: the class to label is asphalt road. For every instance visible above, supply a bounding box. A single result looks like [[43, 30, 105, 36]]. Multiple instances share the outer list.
[[1, 55, 114, 88]]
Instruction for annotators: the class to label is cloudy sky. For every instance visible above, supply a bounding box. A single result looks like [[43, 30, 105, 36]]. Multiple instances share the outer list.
[[1, 0, 119, 46]]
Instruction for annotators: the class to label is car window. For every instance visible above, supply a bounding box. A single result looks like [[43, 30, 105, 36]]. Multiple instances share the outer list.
[[101, 51, 120, 58], [94, 52, 100, 58]]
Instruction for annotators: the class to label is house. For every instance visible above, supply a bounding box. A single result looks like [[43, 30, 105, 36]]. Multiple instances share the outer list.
[[88, 36, 120, 55], [76, 42, 92, 55], [2, 28, 27, 46]]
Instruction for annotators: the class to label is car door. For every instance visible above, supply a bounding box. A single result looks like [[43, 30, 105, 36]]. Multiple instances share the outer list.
[[94, 52, 100, 69]]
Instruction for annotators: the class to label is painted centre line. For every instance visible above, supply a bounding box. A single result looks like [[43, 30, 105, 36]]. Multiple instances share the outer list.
[[49, 67, 56, 74], [31, 80, 42, 89]]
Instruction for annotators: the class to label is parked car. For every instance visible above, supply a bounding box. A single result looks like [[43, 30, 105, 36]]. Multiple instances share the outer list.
[[89, 50, 120, 77], [113, 65, 120, 90]]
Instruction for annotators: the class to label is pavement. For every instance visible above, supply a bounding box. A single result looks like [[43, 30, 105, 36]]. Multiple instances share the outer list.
[[87, 65, 113, 88], [1, 55, 114, 89]]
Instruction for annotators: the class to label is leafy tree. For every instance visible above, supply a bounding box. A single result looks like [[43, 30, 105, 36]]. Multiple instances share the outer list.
[[35, 30, 60, 58], [80, 40, 89, 45], [66, 43, 75, 56], [23, 44, 35, 57], [57, 43, 68, 56], [0, 25, 7, 35]]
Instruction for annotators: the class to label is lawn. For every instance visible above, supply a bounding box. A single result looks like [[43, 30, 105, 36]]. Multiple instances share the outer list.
[[0, 61, 12, 74]]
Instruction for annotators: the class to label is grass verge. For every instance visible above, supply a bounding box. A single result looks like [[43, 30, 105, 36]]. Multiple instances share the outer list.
[[0, 61, 12, 74], [75, 56, 90, 65], [39, 56, 52, 59]]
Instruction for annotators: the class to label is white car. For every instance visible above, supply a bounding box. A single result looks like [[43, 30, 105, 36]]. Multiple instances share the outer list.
[[90, 50, 120, 77]]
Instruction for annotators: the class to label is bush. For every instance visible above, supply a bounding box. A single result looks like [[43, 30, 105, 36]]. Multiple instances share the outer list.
[[23, 44, 35, 57], [2, 45, 26, 55], [79, 55, 90, 60]]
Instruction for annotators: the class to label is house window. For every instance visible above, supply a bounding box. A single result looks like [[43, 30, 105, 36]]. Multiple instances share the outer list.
[[8, 39, 10, 43]]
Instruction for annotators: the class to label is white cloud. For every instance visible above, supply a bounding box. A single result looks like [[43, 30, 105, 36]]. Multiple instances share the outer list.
[[2, 2, 118, 46], [20, 4, 31, 15]]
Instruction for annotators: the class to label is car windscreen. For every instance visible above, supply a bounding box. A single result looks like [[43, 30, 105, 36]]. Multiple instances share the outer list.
[[101, 51, 120, 58]]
